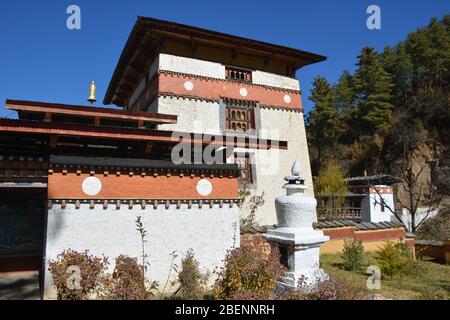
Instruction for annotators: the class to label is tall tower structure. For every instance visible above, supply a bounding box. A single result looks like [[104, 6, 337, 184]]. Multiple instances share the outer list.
[[104, 17, 326, 225]]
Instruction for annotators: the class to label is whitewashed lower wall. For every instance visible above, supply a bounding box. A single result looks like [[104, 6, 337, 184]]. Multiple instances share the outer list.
[[43, 204, 239, 299]]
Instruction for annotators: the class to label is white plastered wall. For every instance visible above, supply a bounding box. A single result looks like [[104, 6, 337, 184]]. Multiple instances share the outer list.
[[233, 108, 314, 226], [361, 188, 395, 223], [159, 54, 225, 79], [158, 53, 301, 91], [252, 70, 300, 91], [155, 97, 223, 135], [43, 204, 239, 299], [143, 54, 313, 226]]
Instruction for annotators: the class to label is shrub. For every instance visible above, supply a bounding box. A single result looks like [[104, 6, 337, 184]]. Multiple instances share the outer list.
[[280, 275, 366, 300], [342, 238, 364, 271], [374, 241, 412, 278], [418, 287, 448, 300], [48, 249, 109, 300], [175, 249, 208, 300], [214, 243, 285, 300], [105, 255, 155, 300]]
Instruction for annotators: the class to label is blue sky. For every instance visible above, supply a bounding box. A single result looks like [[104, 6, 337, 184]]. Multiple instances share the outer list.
[[1, 1, 449, 117]]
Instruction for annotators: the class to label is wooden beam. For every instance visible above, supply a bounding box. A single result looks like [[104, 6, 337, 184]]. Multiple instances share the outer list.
[[44, 112, 52, 122], [49, 135, 58, 148], [145, 142, 153, 154]]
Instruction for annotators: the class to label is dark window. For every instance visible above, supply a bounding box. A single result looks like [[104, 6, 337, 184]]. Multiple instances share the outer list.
[[225, 66, 252, 82], [278, 246, 289, 269], [235, 153, 253, 184], [226, 106, 254, 132]]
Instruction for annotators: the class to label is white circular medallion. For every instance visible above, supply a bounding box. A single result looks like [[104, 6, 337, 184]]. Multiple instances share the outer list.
[[284, 94, 291, 103], [196, 179, 213, 196], [184, 81, 194, 91], [82, 177, 102, 196], [239, 88, 248, 97]]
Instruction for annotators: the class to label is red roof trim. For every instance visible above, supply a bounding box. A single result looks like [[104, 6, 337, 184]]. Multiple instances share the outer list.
[[0, 118, 288, 150], [5, 99, 177, 124]]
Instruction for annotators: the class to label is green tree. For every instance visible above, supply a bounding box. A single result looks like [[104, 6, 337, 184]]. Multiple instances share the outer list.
[[392, 42, 413, 105], [404, 22, 440, 92], [332, 70, 355, 142], [314, 160, 349, 210], [353, 47, 394, 137], [342, 238, 364, 271], [307, 76, 342, 167], [381, 46, 396, 75]]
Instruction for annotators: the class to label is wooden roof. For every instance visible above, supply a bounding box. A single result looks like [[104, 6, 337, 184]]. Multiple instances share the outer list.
[[6, 99, 177, 124], [0, 118, 287, 150], [345, 174, 400, 186], [314, 220, 405, 230], [104, 16, 326, 106]]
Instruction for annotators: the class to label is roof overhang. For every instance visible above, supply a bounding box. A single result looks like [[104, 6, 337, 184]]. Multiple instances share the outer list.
[[0, 118, 287, 150], [104, 16, 327, 106], [6, 99, 177, 125], [345, 174, 401, 186]]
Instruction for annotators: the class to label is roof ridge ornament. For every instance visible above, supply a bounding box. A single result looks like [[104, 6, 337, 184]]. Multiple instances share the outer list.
[[87, 81, 97, 105]]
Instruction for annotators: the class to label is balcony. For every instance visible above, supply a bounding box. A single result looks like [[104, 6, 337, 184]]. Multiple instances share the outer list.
[[225, 66, 252, 82], [317, 207, 362, 221]]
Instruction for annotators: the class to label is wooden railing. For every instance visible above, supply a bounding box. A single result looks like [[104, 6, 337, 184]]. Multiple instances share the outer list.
[[317, 207, 362, 221], [225, 67, 252, 82]]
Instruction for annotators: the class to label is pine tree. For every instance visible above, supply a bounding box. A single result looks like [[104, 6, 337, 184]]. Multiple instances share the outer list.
[[392, 42, 413, 105], [405, 27, 433, 91], [353, 47, 394, 136], [332, 70, 354, 116], [307, 76, 341, 166], [332, 71, 355, 142], [425, 18, 450, 90], [381, 46, 396, 75]]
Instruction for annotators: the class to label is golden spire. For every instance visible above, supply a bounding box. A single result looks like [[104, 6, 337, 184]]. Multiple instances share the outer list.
[[87, 81, 96, 104]]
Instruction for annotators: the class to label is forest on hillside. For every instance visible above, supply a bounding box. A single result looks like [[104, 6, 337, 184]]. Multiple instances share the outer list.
[[306, 15, 450, 204]]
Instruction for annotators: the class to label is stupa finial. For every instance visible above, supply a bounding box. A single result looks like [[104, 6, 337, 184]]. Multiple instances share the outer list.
[[284, 160, 306, 190], [292, 160, 301, 176]]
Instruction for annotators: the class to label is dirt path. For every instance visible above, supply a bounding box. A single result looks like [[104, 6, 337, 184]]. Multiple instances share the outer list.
[[0, 271, 40, 300]]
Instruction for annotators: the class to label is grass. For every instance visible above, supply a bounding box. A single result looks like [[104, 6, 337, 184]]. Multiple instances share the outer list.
[[320, 253, 450, 300]]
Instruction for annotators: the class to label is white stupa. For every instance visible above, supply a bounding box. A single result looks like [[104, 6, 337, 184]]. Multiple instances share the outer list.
[[264, 160, 329, 289]]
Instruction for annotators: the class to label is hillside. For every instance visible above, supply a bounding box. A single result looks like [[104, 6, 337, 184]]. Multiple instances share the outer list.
[[306, 15, 450, 209]]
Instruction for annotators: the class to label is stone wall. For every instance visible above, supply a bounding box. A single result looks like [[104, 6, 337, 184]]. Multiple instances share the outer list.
[[319, 227, 414, 254], [241, 226, 415, 256]]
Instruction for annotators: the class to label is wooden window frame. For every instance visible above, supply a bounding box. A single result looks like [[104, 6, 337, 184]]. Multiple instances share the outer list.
[[225, 105, 255, 133], [235, 153, 253, 184], [225, 66, 252, 83]]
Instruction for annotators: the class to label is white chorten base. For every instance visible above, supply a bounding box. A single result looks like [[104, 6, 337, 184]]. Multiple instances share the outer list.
[[264, 227, 329, 291]]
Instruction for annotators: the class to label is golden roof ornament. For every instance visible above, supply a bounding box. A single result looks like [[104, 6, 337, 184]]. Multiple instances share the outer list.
[[87, 81, 96, 104]]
